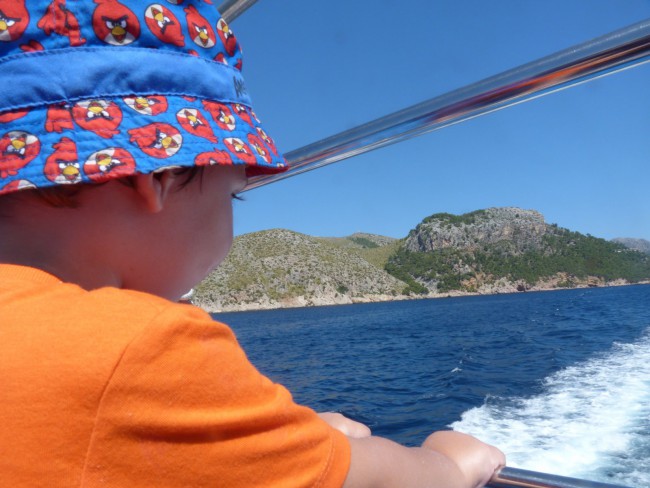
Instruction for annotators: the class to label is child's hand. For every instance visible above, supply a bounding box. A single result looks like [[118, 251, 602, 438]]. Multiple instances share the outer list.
[[318, 412, 371, 438], [343, 429, 504, 488], [423, 431, 505, 488]]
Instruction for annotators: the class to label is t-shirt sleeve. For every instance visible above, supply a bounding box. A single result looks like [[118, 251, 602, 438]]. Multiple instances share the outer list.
[[81, 304, 351, 488]]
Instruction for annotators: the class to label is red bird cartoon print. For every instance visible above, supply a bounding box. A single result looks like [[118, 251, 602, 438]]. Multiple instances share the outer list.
[[223, 137, 255, 164], [93, 0, 140, 45], [0, 179, 35, 195], [72, 100, 122, 138], [145, 4, 184, 47], [20, 40, 44, 52], [45, 103, 74, 133], [250, 110, 261, 124], [37, 0, 86, 46], [0, 109, 29, 124], [214, 52, 226, 65], [247, 134, 271, 164], [184, 5, 215, 49], [195, 149, 232, 167], [202, 101, 236, 131], [128, 123, 183, 159], [0, 0, 29, 42], [176, 108, 217, 142], [123, 95, 168, 116], [216, 18, 237, 56], [44, 137, 81, 184], [0, 131, 40, 179], [255, 127, 279, 156], [233, 104, 253, 127], [83, 147, 136, 182]]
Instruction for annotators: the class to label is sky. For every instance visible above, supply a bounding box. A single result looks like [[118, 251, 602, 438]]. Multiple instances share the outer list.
[[228, 0, 650, 241]]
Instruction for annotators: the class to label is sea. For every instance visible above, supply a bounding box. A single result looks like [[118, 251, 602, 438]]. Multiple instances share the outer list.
[[214, 285, 650, 487]]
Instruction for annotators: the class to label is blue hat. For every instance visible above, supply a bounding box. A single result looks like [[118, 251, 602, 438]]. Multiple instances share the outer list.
[[0, 0, 286, 196]]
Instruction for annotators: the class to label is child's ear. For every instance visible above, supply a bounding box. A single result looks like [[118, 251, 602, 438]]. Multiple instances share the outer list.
[[132, 171, 177, 213]]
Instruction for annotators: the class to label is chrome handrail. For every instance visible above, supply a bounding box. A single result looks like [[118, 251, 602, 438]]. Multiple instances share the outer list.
[[218, 0, 259, 23], [225, 6, 642, 485], [488, 467, 633, 488], [245, 18, 650, 191]]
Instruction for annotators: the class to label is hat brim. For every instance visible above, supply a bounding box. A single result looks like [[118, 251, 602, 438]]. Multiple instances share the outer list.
[[0, 94, 286, 195]]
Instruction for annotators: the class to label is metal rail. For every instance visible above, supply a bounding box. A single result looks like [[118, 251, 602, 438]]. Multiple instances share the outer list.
[[245, 18, 650, 191], [488, 467, 632, 488], [218, 0, 259, 23], [230, 10, 642, 486]]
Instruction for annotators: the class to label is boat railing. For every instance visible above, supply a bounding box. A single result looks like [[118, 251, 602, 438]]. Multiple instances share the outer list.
[[242, 16, 650, 191], [218, 2, 643, 487], [489, 467, 631, 488], [218, 0, 259, 23]]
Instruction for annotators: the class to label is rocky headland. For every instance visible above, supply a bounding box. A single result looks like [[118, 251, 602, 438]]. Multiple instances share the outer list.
[[193, 208, 650, 312]]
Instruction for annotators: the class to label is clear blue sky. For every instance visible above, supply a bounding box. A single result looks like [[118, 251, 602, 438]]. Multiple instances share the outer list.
[[229, 0, 650, 241]]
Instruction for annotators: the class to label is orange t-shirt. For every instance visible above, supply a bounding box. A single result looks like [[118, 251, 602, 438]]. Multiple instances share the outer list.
[[0, 264, 351, 487]]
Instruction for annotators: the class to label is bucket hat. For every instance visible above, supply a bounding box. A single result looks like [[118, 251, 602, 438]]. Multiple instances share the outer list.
[[0, 0, 286, 196]]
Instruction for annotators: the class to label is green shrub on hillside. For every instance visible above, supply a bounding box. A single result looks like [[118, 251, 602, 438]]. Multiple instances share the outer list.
[[422, 210, 488, 227], [348, 236, 380, 248], [384, 258, 428, 295], [386, 230, 650, 292]]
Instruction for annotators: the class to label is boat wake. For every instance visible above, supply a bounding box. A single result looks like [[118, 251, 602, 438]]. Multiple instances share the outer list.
[[451, 328, 650, 487]]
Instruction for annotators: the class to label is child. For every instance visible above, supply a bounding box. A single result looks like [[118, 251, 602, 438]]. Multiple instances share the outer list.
[[0, 1, 505, 486]]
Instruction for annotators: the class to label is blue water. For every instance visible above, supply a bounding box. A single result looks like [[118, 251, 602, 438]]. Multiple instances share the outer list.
[[215, 285, 650, 486]]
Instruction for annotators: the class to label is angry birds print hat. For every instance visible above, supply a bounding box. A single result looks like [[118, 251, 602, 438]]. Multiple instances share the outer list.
[[0, 0, 286, 196]]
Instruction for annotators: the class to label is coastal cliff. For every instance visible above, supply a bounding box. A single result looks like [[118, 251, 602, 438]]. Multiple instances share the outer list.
[[389, 207, 650, 294], [193, 208, 650, 312]]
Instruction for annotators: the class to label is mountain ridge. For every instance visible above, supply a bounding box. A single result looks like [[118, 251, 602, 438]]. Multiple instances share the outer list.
[[193, 208, 650, 312], [613, 237, 650, 255]]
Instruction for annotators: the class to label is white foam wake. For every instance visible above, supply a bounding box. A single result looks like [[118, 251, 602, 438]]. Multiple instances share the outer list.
[[451, 330, 650, 486]]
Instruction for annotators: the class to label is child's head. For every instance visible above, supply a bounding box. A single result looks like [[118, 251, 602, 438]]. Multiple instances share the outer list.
[[0, 0, 286, 299]]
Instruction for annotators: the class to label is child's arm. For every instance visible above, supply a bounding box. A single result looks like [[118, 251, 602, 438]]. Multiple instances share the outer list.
[[343, 430, 505, 488], [318, 411, 504, 487], [318, 412, 372, 438]]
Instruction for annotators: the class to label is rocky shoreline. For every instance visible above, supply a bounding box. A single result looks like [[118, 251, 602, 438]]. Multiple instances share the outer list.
[[195, 277, 647, 314]]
